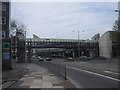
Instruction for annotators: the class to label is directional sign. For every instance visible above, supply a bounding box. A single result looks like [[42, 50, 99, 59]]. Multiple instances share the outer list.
[[3, 43, 10, 49], [3, 52, 10, 60]]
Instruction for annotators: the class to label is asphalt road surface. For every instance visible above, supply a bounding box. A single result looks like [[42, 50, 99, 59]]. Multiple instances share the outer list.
[[33, 58, 119, 89], [66, 66, 119, 88]]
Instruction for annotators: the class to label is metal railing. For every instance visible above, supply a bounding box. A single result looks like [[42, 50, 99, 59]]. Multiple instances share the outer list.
[[34, 61, 67, 80]]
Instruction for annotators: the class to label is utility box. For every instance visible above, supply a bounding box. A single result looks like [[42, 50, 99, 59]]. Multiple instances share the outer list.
[[2, 38, 12, 70]]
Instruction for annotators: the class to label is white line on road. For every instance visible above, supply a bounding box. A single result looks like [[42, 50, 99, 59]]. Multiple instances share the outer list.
[[66, 66, 120, 82], [104, 71, 119, 75]]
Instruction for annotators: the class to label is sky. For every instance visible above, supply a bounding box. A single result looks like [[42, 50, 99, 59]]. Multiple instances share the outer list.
[[11, 1, 118, 40]]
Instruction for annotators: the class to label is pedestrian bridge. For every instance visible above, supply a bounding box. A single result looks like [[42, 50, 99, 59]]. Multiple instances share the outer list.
[[26, 37, 99, 62], [26, 38, 98, 49]]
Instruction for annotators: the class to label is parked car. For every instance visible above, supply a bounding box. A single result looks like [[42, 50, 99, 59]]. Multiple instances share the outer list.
[[38, 56, 44, 61], [31, 55, 37, 60], [79, 56, 90, 60], [67, 57, 74, 61], [45, 57, 52, 61]]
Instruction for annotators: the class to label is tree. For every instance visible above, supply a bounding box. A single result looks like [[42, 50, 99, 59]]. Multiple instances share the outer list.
[[112, 20, 120, 57], [112, 20, 118, 31], [10, 20, 27, 63], [10, 20, 27, 36]]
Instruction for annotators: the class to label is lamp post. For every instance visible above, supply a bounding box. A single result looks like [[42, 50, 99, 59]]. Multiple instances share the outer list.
[[73, 30, 85, 58], [115, 1, 120, 31], [46, 38, 50, 57], [56, 32, 59, 39], [73, 31, 80, 58], [78, 31, 80, 58], [24, 31, 26, 63]]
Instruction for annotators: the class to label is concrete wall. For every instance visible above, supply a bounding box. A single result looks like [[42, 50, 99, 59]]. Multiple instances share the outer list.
[[99, 31, 112, 58], [0, 1, 2, 87]]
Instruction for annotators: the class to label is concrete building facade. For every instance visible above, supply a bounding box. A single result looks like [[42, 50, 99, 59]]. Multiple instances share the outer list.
[[99, 31, 112, 58], [99, 31, 120, 58], [2, 1, 10, 38], [1, 1, 12, 70]]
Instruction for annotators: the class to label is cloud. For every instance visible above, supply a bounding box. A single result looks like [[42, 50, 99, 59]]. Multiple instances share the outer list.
[[11, 0, 119, 2], [11, 2, 118, 39]]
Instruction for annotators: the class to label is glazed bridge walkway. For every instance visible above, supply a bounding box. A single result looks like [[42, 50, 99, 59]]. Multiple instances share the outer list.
[[26, 38, 98, 49]]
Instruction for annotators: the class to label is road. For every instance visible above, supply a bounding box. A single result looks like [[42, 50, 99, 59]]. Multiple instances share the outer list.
[[52, 58, 119, 79], [66, 66, 119, 88], [33, 58, 119, 88]]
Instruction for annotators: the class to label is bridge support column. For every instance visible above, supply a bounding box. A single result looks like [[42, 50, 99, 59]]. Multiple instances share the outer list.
[[27, 48, 32, 63], [72, 51, 75, 58], [62, 52, 65, 58], [89, 49, 97, 58]]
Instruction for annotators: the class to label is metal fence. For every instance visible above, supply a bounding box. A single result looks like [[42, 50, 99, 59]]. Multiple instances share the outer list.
[[34, 62, 67, 80]]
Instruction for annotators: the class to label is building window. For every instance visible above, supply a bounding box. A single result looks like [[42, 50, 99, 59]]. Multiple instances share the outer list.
[[0, 2, 2, 11], [2, 4, 6, 11], [2, 17, 6, 25], [0, 17, 2, 24], [2, 30, 6, 38]]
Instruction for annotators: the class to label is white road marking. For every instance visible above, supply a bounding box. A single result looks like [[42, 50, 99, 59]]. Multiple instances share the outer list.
[[104, 71, 119, 75], [66, 66, 120, 82]]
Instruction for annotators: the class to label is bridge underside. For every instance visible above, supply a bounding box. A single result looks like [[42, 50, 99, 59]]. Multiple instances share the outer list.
[[26, 39, 99, 62]]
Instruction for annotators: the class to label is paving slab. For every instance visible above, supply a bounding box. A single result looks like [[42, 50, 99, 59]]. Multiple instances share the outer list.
[[35, 75, 42, 79], [42, 82, 53, 88], [36, 72, 42, 74], [59, 80, 76, 88], [9, 80, 24, 88], [30, 72, 37, 76], [53, 86, 65, 90], [19, 77, 27, 81], [2, 81, 16, 88], [32, 79, 42, 84], [50, 76, 61, 84], [20, 77, 34, 86], [41, 88, 53, 90], [30, 83, 42, 88], [42, 75, 51, 81], [53, 86, 64, 88]]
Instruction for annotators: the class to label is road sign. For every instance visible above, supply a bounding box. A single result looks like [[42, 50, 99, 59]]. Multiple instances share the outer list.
[[2, 38, 12, 70], [3, 52, 10, 60], [3, 43, 10, 49]]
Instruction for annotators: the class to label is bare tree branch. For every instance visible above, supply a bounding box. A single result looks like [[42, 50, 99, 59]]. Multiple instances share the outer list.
[[10, 19, 27, 36]]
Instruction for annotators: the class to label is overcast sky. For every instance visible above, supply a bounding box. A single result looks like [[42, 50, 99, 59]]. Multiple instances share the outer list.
[[11, 1, 118, 39]]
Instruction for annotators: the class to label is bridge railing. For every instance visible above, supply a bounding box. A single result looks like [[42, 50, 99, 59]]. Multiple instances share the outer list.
[[26, 41, 98, 48]]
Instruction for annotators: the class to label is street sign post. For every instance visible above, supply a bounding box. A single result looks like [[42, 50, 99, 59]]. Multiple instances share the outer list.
[[2, 38, 12, 70]]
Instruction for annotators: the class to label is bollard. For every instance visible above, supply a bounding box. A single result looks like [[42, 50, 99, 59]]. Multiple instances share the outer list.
[[65, 66, 67, 80], [52, 63, 53, 73], [54, 64, 55, 74], [57, 64, 59, 76], [59, 65, 60, 77]]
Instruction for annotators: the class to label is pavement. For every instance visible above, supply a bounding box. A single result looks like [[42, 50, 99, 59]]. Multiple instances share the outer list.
[[2, 62, 77, 89]]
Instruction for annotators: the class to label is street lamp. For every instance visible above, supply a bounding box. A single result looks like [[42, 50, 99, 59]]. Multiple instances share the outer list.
[[78, 31, 80, 58], [115, 1, 120, 31], [73, 31, 80, 58], [46, 38, 50, 57], [56, 32, 59, 39], [73, 30, 85, 58], [24, 31, 26, 63]]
